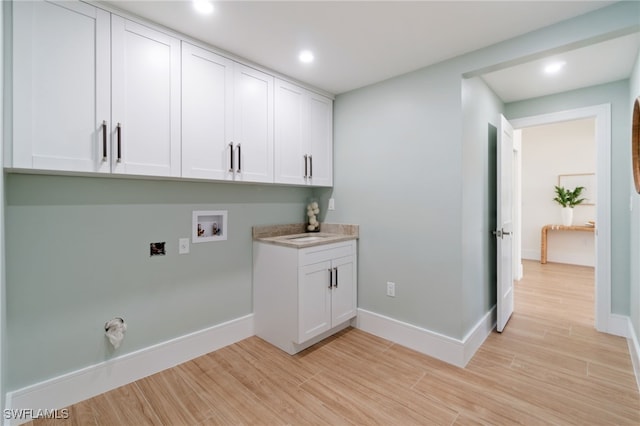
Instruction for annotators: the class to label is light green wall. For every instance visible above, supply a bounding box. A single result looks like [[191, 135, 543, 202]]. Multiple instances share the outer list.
[[321, 63, 465, 338], [506, 79, 631, 315], [322, 1, 639, 340], [630, 51, 640, 343], [5, 174, 311, 390]]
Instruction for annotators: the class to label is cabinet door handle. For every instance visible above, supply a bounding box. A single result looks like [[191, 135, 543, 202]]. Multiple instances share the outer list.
[[236, 143, 241, 173], [328, 268, 333, 289], [304, 155, 308, 178], [101, 120, 108, 162], [309, 155, 313, 178], [333, 267, 338, 288], [229, 142, 234, 172], [116, 123, 122, 163]]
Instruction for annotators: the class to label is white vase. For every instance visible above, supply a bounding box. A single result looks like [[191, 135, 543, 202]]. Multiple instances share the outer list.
[[561, 207, 573, 226]]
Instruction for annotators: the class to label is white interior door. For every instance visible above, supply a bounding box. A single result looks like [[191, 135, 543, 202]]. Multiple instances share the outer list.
[[497, 115, 514, 332]]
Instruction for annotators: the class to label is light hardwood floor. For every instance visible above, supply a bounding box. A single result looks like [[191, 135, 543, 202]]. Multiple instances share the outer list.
[[31, 260, 639, 425]]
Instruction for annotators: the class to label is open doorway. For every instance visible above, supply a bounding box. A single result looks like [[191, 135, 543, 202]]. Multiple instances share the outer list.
[[516, 117, 597, 327], [510, 104, 612, 333], [519, 118, 597, 268]]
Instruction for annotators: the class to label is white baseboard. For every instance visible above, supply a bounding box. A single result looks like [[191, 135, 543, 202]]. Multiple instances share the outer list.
[[521, 249, 594, 267], [4, 314, 254, 426], [355, 307, 496, 368], [607, 313, 630, 337], [522, 249, 540, 261], [515, 262, 524, 281], [626, 317, 640, 393]]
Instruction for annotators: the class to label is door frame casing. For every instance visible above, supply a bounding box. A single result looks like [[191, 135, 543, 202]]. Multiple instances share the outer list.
[[510, 104, 611, 333]]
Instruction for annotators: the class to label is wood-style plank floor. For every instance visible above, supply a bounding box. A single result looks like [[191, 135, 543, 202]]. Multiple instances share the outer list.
[[31, 260, 639, 425]]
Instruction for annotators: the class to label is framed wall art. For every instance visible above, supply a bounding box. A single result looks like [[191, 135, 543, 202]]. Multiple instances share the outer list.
[[558, 173, 596, 205]]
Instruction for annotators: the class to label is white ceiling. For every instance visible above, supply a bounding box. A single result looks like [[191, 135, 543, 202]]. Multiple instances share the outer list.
[[482, 32, 640, 103], [101, 0, 638, 101]]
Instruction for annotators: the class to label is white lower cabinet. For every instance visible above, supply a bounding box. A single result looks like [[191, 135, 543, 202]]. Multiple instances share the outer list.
[[253, 240, 357, 354]]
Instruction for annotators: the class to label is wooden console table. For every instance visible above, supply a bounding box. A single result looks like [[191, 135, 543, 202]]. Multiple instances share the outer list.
[[540, 224, 595, 264]]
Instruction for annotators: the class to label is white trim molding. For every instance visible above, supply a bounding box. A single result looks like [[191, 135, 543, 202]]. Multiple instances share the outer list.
[[627, 318, 640, 393], [607, 313, 630, 338], [4, 314, 254, 426], [355, 307, 496, 368], [510, 104, 611, 334]]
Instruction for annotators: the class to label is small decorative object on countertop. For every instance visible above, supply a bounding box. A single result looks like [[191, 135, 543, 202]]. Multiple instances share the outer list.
[[306, 200, 320, 232]]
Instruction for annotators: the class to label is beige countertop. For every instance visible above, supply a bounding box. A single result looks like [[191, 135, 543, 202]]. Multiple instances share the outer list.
[[253, 223, 358, 248]]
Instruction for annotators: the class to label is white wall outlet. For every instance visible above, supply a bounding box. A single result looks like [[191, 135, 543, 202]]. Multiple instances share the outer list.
[[178, 238, 190, 254], [386, 281, 395, 297], [328, 198, 335, 211]]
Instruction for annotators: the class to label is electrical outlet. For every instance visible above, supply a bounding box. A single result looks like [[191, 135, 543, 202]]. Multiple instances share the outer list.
[[328, 198, 335, 211], [386, 281, 395, 297], [178, 238, 190, 254]]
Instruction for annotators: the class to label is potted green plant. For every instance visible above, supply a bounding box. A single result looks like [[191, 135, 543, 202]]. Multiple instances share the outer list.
[[553, 185, 585, 226]]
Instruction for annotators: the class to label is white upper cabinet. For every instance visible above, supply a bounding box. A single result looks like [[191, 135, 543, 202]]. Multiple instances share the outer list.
[[181, 44, 274, 183], [307, 92, 333, 186], [233, 64, 274, 183], [11, 0, 111, 173], [111, 16, 181, 177], [11, 1, 180, 178], [10, 1, 329, 185], [275, 79, 333, 186], [181, 42, 234, 180], [274, 81, 305, 184]]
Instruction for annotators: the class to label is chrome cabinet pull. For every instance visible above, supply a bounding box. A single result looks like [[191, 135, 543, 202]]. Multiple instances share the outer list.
[[309, 155, 313, 178], [236, 143, 241, 173], [328, 268, 333, 289], [116, 123, 122, 163], [304, 154, 308, 178], [101, 120, 107, 162], [229, 142, 234, 172]]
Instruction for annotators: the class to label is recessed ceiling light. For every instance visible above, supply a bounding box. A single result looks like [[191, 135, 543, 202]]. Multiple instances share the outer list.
[[193, 0, 214, 15], [544, 61, 566, 74], [299, 50, 314, 64]]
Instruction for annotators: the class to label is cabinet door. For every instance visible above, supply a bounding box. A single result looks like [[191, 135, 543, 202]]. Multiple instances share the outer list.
[[308, 93, 333, 187], [274, 79, 307, 185], [298, 261, 332, 343], [233, 64, 274, 183], [331, 255, 357, 326], [12, 0, 110, 172], [181, 42, 234, 180], [111, 16, 181, 177]]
